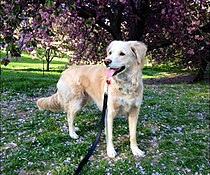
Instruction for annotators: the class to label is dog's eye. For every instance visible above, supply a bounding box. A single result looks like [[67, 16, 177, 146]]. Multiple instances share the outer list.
[[109, 51, 112, 55], [119, 52, 125, 56]]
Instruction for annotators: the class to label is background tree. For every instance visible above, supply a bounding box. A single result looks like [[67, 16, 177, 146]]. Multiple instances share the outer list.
[[0, 0, 209, 81]]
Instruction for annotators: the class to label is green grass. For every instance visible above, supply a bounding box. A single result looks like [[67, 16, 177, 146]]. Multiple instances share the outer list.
[[0, 54, 209, 175], [1, 52, 67, 94]]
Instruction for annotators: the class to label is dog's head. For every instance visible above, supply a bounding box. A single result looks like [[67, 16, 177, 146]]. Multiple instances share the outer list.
[[104, 40, 147, 77]]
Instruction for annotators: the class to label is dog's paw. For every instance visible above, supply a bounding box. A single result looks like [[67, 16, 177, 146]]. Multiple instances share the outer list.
[[107, 147, 117, 158], [131, 146, 145, 157], [69, 132, 79, 139]]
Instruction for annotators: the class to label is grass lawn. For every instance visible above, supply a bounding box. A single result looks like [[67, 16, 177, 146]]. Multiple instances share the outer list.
[[0, 53, 209, 175]]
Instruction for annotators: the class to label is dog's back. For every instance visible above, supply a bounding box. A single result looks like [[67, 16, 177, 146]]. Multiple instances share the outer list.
[[37, 65, 106, 112]]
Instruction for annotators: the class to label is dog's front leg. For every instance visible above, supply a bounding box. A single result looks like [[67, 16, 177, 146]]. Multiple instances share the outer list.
[[128, 108, 145, 157], [106, 108, 117, 158]]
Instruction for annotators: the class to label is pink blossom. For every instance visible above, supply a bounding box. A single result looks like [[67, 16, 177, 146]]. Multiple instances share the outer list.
[[187, 49, 195, 55], [119, 0, 126, 4], [161, 9, 166, 15], [192, 20, 200, 26], [195, 35, 204, 41], [187, 27, 196, 34]]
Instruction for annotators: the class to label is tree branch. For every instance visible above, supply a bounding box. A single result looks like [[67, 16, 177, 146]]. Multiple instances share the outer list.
[[146, 39, 172, 51], [96, 20, 116, 38], [76, 6, 96, 19]]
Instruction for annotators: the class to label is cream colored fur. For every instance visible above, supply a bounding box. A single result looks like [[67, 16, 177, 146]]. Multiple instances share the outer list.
[[37, 40, 147, 158]]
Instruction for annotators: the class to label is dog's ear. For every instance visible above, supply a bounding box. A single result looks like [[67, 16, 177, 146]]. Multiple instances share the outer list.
[[128, 41, 147, 66]]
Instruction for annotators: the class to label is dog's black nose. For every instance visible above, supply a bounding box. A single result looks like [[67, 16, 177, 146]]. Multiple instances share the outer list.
[[104, 59, 112, 66]]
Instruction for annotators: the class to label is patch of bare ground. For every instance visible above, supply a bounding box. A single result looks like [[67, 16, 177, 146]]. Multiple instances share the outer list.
[[144, 73, 200, 84]]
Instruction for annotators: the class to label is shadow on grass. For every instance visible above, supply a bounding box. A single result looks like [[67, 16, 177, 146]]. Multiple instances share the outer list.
[[144, 73, 196, 84], [2, 67, 63, 73]]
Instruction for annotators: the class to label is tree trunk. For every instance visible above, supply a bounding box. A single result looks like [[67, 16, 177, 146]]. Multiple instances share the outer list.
[[46, 50, 50, 71], [46, 61, 50, 71], [192, 23, 210, 82], [108, 2, 124, 40], [128, 0, 149, 40], [193, 57, 209, 82]]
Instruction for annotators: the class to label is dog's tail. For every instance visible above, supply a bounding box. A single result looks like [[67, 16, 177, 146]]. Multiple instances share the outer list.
[[36, 93, 62, 112]]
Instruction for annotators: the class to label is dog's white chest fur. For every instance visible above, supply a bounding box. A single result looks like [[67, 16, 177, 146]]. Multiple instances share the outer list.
[[115, 96, 140, 113], [107, 81, 143, 114]]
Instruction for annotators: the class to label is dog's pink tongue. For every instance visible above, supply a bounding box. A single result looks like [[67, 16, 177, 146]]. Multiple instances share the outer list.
[[106, 68, 116, 78]]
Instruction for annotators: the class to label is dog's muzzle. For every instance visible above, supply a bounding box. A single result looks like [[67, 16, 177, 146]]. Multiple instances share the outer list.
[[104, 58, 125, 77]]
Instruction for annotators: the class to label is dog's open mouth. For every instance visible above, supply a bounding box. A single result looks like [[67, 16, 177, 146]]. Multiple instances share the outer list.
[[106, 66, 125, 78]]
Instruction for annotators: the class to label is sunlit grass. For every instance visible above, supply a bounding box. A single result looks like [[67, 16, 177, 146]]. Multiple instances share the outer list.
[[2, 56, 68, 70], [1, 50, 68, 71]]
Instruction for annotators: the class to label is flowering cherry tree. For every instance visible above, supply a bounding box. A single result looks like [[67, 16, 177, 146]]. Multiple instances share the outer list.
[[0, 0, 209, 81]]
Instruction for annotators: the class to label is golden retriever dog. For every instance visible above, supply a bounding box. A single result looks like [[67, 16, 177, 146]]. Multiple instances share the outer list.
[[37, 40, 147, 158]]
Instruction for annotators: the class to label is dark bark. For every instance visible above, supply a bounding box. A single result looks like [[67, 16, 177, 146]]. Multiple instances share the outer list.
[[45, 50, 50, 71], [76, 6, 96, 19], [96, 20, 117, 39], [192, 48, 210, 82], [46, 61, 50, 71], [45, 49, 55, 71], [107, 2, 125, 40], [192, 58, 208, 82], [128, 0, 149, 40], [147, 39, 171, 51], [192, 24, 210, 82]]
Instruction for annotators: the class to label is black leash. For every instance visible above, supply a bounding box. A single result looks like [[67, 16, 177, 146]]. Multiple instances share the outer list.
[[74, 93, 108, 175]]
